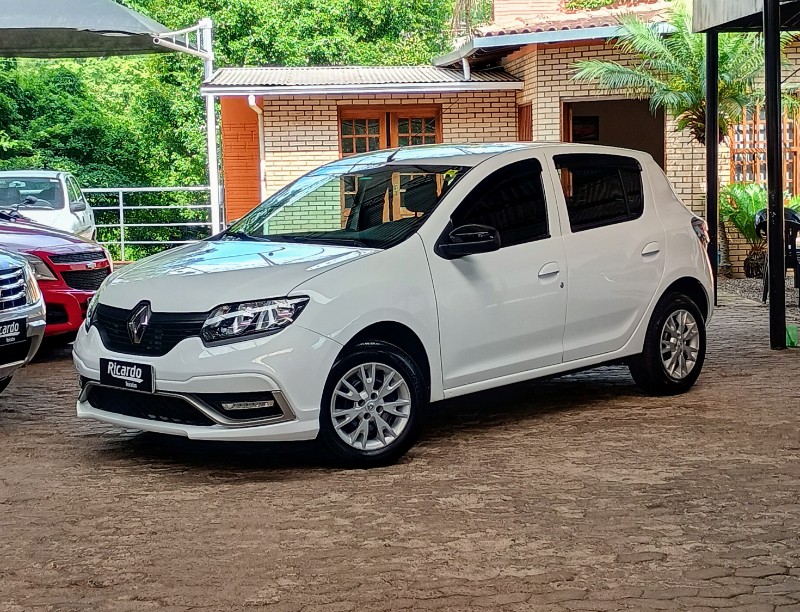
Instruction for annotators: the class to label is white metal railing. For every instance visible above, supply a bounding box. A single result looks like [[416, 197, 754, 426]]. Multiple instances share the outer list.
[[83, 186, 214, 261]]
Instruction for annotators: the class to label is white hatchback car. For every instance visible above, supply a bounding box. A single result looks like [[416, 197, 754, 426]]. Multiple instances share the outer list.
[[74, 144, 713, 466]]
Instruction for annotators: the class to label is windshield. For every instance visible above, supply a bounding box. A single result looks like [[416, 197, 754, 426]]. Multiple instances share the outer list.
[[0, 178, 64, 210], [224, 164, 470, 249]]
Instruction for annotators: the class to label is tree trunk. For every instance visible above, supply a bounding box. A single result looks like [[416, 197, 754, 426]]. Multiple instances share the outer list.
[[718, 220, 733, 277]]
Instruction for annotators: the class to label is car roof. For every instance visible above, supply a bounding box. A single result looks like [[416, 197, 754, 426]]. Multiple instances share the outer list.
[[0, 170, 65, 179], [318, 142, 653, 172]]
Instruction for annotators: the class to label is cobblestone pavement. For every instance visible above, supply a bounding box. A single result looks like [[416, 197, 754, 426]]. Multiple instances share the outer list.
[[2, 292, 800, 611]]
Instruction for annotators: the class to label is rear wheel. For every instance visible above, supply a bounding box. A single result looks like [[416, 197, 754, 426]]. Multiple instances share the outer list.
[[319, 341, 426, 468], [629, 293, 706, 396]]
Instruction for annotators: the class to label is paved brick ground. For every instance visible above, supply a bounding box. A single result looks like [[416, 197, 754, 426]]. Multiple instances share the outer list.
[[1, 292, 800, 611]]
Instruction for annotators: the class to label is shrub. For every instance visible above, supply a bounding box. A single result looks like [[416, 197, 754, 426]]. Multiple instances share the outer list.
[[720, 183, 800, 277]]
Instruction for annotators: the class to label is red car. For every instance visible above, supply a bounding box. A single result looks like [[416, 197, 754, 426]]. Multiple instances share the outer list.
[[0, 219, 112, 340]]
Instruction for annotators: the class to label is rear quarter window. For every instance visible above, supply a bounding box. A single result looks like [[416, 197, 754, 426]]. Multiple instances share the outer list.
[[554, 154, 644, 233]]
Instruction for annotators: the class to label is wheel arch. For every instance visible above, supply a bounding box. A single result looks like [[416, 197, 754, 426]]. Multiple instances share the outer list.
[[661, 277, 710, 321], [337, 321, 432, 396]]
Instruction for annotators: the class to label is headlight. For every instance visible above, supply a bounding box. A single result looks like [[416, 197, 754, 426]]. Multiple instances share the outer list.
[[22, 254, 57, 281], [85, 294, 98, 331], [201, 297, 309, 344], [23, 264, 42, 304]]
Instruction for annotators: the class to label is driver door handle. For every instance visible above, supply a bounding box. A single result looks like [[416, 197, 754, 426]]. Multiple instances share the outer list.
[[538, 262, 560, 278]]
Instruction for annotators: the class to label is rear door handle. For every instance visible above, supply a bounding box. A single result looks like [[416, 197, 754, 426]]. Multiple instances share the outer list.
[[538, 262, 560, 278], [642, 242, 661, 258]]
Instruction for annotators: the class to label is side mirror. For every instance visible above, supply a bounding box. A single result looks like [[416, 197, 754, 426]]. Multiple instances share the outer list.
[[70, 201, 87, 213], [437, 223, 501, 259]]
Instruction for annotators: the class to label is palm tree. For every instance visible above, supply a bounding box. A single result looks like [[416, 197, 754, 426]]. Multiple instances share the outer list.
[[571, 0, 794, 145], [450, 0, 493, 38]]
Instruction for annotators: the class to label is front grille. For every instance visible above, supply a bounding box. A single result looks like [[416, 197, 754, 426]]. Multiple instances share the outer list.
[[94, 304, 207, 357], [61, 267, 111, 291], [0, 338, 30, 366], [46, 304, 69, 325], [50, 251, 106, 264], [0, 268, 27, 311], [86, 385, 216, 426]]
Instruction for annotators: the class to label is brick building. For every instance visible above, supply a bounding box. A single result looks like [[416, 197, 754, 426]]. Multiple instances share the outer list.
[[202, 0, 796, 274]]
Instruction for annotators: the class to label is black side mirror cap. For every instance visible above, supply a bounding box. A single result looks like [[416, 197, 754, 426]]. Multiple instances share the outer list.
[[70, 201, 87, 213], [437, 223, 501, 259]]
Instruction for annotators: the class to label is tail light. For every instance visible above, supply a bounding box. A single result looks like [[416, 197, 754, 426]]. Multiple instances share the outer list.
[[692, 217, 709, 248]]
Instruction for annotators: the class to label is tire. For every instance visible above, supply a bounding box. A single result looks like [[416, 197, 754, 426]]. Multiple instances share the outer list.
[[629, 293, 707, 396], [0, 376, 12, 395], [319, 341, 427, 468]]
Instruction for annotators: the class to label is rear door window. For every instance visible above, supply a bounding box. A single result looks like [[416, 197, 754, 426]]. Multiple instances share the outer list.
[[554, 154, 644, 233]]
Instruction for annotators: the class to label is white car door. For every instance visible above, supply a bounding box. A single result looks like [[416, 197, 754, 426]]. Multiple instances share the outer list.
[[548, 152, 666, 362], [66, 176, 93, 238], [425, 154, 567, 391]]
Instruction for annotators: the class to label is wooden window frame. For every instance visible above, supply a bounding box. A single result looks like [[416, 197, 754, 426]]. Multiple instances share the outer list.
[[730, 106, 800, 195], [338, 105, 443, 157]]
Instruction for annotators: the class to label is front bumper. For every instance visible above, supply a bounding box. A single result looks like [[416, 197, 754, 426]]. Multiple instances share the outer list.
[[0, 299, 46, 380], [42, 287, 93, 337], [73, 323, 343, 442]]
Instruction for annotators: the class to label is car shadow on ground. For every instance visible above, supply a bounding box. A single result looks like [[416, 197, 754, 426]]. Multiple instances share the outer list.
[[90, 366, 644, 474]]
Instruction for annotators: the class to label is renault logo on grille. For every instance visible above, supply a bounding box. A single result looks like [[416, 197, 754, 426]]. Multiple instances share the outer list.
[[127, 302, 152, 345]]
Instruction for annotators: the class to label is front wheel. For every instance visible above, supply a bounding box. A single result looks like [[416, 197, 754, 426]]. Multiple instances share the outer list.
[[319, 341, 427, 468], [629, 293, 707, 396]]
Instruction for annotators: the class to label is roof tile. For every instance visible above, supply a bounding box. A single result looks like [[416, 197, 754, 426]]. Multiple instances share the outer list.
[[475, 0, 670, 37]]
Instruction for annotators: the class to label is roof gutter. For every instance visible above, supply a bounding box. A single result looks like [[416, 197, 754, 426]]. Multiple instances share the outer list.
[[201, 81, 522, 96], [432, 22, 675, 67]]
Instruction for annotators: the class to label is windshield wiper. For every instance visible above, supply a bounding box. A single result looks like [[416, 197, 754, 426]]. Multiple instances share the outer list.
[[222, 230, 272, 242], [271, 235, 368, 248]]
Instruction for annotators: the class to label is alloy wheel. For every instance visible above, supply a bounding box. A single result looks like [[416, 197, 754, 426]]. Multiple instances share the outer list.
[[660, 309, 701, 380], [330, 362, 412, 451]]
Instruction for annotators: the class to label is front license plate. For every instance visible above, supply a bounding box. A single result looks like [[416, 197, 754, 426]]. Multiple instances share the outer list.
[[0, 318, 27, 345], [100, 358, 154, 393]]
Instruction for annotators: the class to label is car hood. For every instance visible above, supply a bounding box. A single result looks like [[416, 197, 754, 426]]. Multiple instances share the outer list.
[[98, 239, 379, 312], [19, 208, 75, 233], [0, 220, 99, 255]]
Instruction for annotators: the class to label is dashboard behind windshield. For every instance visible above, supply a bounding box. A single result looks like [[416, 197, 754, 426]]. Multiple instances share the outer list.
[[0, 178, 64, 210], [225, 164, 470, 249]]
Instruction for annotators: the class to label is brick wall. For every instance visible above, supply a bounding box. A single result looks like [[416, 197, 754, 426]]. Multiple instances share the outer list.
[[265, 179, 341, 234], [259, 91, 518, 201], [220, 97, 262, 222]]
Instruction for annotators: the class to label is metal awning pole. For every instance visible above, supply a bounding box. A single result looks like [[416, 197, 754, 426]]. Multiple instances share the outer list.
[[200, 18, 222, 234], [706, 30, 719, 307], [764, 0, 786, 349]]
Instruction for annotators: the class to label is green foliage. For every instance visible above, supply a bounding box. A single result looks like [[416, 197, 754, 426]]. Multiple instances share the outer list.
[[123, 0, 453, 67], [719, 183, 768, 248], [565, 0, 614, 10], [571, 0, 797, 145], [0, 1, 458, 258], [451, 0, 493, 37], [720, 182, 800, 248]]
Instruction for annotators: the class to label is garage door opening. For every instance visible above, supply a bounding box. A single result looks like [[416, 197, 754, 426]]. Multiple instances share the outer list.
[[563, 99, 665, 168]]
